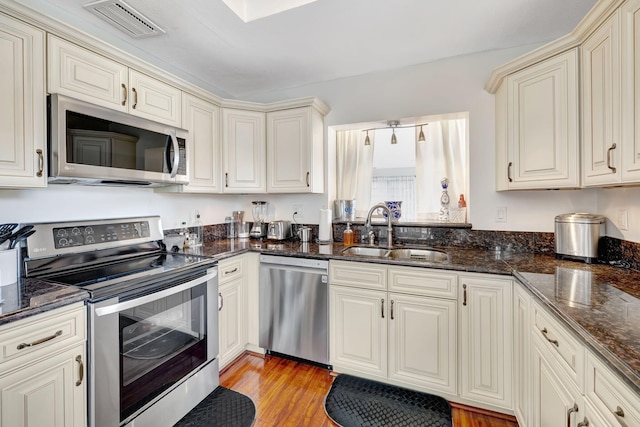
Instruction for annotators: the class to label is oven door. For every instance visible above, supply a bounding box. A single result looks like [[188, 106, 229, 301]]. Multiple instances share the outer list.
[[89, 267, 218, 427]]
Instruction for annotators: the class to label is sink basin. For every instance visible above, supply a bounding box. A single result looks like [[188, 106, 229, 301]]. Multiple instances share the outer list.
[[341, 246, 391, 257], [388, 248, 449, 262]]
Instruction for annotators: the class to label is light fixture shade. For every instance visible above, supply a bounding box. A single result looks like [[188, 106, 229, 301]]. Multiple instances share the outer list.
[[391, 131, 397, 144], [364, 131, 371, 146], [418, 125, 426, 142]]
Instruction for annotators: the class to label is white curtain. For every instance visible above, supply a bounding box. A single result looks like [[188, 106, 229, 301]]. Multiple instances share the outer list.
[[371, 176, 417, 221], [415, 119, 467, 218], [336, 130, 374, 218]]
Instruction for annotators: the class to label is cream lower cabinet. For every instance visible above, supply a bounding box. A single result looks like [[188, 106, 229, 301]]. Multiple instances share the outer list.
[[0, 303, 86, 427], [218, 256, 247, 369], [495, 48, 579, 190], [513, 282, 531, 427], [459, 274, 513, 410], [0, 13, 46, 188], [329, 261, 458, 398]]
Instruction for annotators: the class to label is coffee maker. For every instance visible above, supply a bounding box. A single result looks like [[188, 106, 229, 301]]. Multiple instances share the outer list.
[[250, 201, 268, 238]]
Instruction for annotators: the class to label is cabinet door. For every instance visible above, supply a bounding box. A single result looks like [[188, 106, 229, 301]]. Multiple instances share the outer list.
[[388, 293, 457, 396], [621, 0, 640, 182], [222, 109, 266, 193], [330, 286, 387, 379], [513, 283, 531, 427], [582, 11, 621, 186], [267, 107, 323, 193], [218, 277, 245, 369], [532, 337, 583, 427], [498, 49, 579, 190], [459, 275, 512, 410], [128, 70, 181, 127], [0, 15, 46, 188], [48, 35, 127, 112], [180, 94, 221, 192], [0, 344, 86, 427]]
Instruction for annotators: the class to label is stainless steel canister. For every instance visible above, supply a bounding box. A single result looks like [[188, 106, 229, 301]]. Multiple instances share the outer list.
[[333, 200, 356, 221], [554, 213, 605, 263]]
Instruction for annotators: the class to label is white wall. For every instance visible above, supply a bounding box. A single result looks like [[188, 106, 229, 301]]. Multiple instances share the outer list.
[[3, 45, 638, 242]]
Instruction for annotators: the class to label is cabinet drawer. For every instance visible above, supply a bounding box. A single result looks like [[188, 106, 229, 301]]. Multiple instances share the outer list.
[[329, 260, 387, 290], [0, 303, 86, 369], [388, 266, 457, 299], [219, 256, 243, 284], [585, 351, 640, 426], [532, 301, 584, 390]]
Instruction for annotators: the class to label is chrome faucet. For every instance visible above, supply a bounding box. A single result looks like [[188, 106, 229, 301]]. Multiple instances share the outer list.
[[364, 203, 394, 248]]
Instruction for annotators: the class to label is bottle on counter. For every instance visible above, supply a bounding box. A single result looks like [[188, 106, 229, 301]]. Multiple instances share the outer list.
[[343, 222, 354, 246], [458, 194, 467, 208], [180, 221, 189, 248], [225, 216, 236, 238], [194, 211, 204, 246]]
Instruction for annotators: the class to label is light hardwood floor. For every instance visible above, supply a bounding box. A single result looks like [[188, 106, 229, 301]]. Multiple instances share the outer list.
[[220, 352, 519, 427]]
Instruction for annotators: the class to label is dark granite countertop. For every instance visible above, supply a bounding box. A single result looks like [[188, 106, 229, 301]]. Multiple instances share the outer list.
[[0, 278, 89, 327], [4, 238, 639, 395]]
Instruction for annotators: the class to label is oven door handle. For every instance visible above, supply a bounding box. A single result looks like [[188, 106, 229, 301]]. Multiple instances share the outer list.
[[94, 270, 217, 317]]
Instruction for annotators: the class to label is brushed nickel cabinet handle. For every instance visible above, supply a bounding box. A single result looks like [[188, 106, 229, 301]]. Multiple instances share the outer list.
[[75, 355, 84, 386], [607, 143, 617, 173], [381, 298, 385, 319], [36, 149, 44, 177], [306, 171, 310, 187], [219, 292, 224, 311], [17, 330, 63, 350], [614, 406, 629, 427], [577, 418, 590, 427], [132, 87, 138, 109], [568, 403, 579, 427], [508, 162, 513, 182], [225, 267, 238, 275], [463, 284, 467, 306], [390, 300, 394, 320], [541, 327, 559, 347], [225, 173, 229, 187], [121, 83, 127, 106]]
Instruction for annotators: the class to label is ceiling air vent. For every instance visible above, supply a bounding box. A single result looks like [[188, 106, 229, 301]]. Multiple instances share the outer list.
[[83, 0, 165, 38]]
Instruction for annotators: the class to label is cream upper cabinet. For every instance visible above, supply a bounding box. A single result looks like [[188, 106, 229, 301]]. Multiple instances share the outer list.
[[48, 35, 181, 127], [582, 11, 621, 186], [0, 14, 46, 188], [621, 0, 640, 183], [266, 107, 324, 193], [458, 274, 513, 410], [221, 108, 266, 193], [496, 49, 579, 190], [161, 94, 220, 193]]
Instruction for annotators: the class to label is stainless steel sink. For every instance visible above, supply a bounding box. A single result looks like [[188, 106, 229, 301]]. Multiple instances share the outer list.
[[388, 248, 449, 262], [341, 246, 448, 263], [341, 246, 391, 257]]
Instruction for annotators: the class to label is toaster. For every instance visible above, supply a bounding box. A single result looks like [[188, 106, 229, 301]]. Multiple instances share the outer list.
[[267, 220, 292, 240]]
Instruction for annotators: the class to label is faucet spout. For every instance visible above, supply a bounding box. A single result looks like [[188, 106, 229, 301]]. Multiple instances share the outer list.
[[364, 203, 394, 248]]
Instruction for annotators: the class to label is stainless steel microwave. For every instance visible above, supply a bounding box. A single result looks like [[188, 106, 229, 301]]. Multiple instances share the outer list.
[[48, 94, 189, 187]]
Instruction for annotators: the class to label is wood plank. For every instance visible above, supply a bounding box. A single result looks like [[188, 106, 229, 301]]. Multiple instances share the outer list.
[[220, 352, 519, 427]]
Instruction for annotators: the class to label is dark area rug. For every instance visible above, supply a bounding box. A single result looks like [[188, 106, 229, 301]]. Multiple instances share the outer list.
[[324, 374, 452, 427], [174, 386, 255, 427]]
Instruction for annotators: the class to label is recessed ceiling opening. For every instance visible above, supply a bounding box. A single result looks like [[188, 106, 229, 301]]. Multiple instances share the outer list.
[[83, 0, 165, 38]]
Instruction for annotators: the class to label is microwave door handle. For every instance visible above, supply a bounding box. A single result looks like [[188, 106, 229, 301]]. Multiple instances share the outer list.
[[165, 131, 179, 178]]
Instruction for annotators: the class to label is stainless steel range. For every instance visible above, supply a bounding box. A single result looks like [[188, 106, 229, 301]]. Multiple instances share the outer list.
[[22, 216, 219, 427]]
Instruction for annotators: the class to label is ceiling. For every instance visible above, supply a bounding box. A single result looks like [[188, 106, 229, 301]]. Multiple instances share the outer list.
[[17, 0, 598, 100]]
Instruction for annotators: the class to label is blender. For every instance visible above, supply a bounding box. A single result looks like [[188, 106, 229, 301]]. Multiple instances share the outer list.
[[250, 201, 268, 238]]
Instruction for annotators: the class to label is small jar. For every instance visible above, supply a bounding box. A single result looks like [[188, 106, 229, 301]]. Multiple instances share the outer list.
[[225, 216, 236, 238]]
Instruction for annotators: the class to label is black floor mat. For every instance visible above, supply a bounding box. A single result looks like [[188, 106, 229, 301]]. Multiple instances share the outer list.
[[174, 386, 256, 427], [325, 374, 452, 427]]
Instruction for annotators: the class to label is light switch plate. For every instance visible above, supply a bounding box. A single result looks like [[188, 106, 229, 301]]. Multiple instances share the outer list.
[[496, 207, 507, 223], [617, 209, 629, 231]]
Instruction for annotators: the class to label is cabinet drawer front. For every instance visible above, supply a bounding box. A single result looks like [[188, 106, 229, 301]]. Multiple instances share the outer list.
[[0, 304, 86, 367], [532, 301, 584, 390], [219, 257, 244, 284], [585, 351, 640, 426], [388, 266, 457, 299], [329, 261, 387, 290]]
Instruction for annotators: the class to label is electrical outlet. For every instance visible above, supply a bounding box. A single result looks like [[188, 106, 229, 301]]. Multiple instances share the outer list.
[[496, 207, 507, 223], [618, 209, 629, 231], [293, 204, 304, 219]]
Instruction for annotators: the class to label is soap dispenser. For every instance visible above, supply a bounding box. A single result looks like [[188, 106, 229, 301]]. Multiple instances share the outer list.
[[343, 223, 354, 246]]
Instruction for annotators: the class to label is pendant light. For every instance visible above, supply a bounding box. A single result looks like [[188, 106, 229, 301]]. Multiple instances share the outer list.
[[418, 125, 426, 142], [361, 121, 428, 145], [389, 120, 399, 144], [391, 129, 397, 144], [364, 130, 371, 146]]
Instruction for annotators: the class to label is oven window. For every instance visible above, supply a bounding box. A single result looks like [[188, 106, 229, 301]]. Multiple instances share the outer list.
[[119, 282, 207, 421]]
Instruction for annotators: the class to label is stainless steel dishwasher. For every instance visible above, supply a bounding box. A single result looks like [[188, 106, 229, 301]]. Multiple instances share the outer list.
[[259, 254, 330, 367]]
